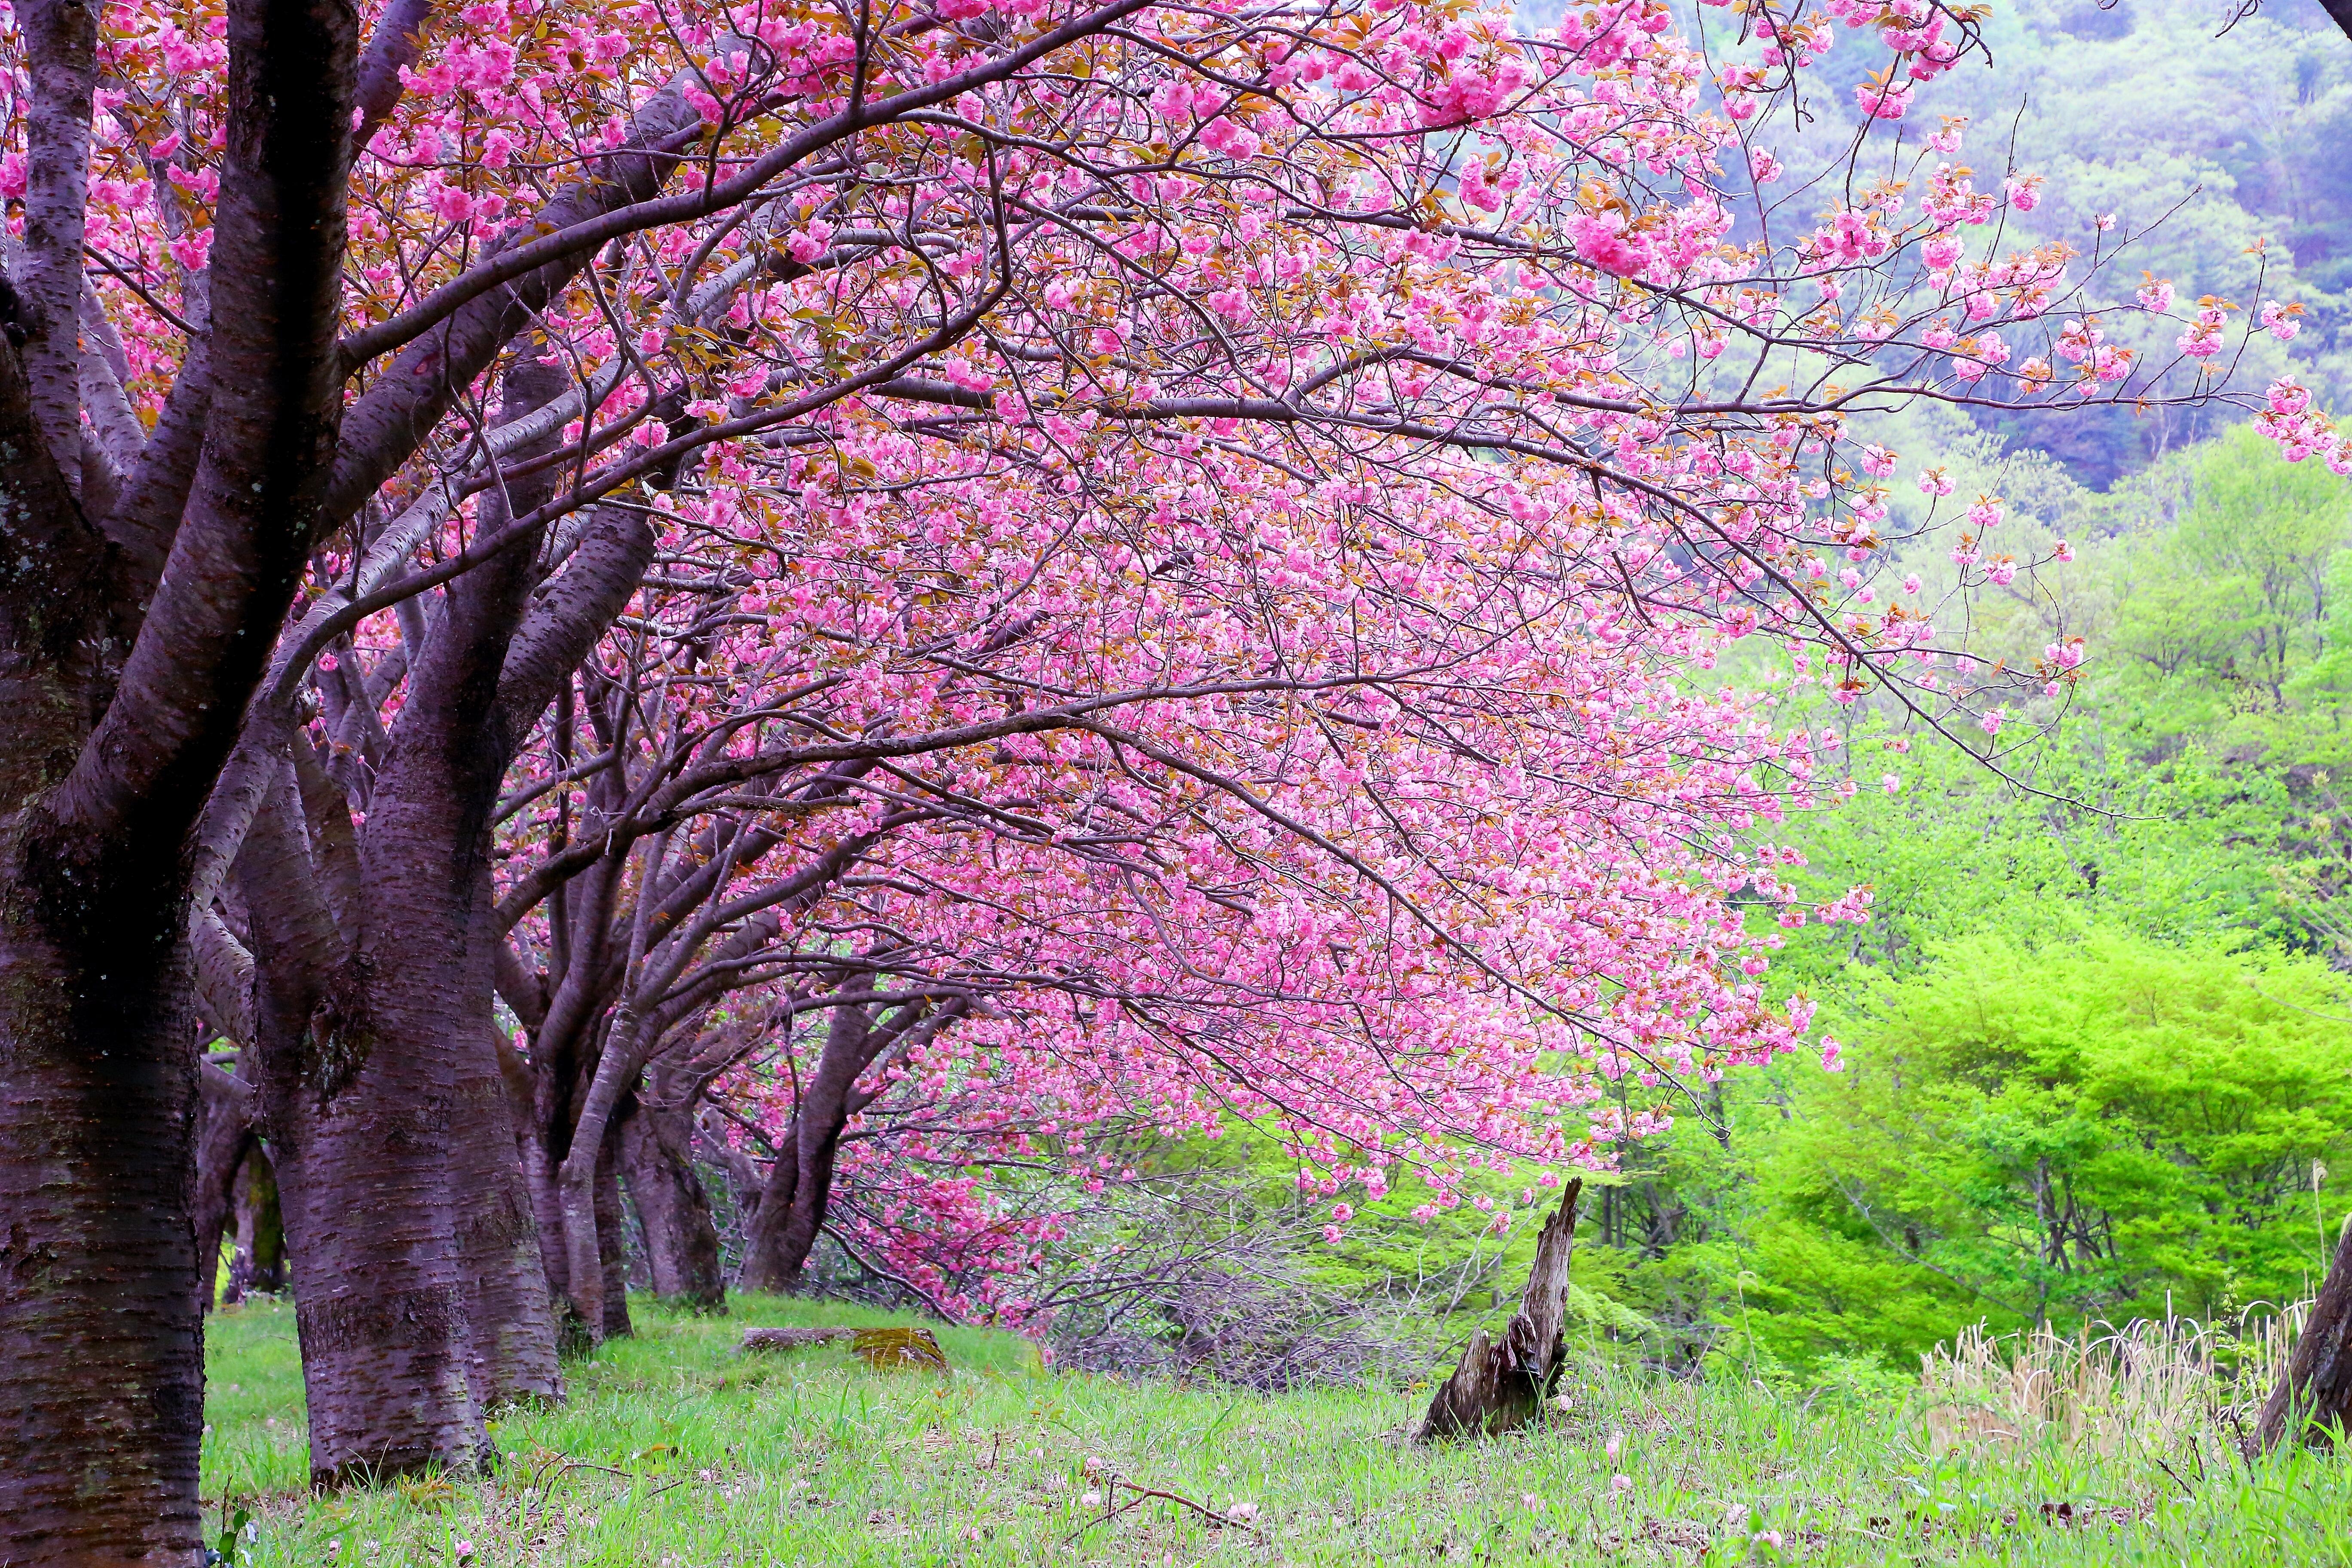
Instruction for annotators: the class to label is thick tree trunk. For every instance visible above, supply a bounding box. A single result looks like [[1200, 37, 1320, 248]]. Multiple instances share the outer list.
[[239, 768, 491, 1486], [0, 0, 354, 1544], [240, 355, 592, 1459], [0, 907, 209, 1559], [2259, 1213, 2352, 1450], [622, 1082, 726, 1310], [1416, 1180, 1582, 1443], [362, 362, 572, 1403]]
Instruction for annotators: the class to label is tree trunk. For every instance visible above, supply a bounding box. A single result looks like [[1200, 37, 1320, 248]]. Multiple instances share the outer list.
[[1416, 1180, 1582, 1443], [734, 999, 966, 1292], [595, 1110, 634, 1340], [194, 1060, 257, 1312], [738, 1128, 803, 1293], [225, 1145, 285, 1303], [0, 904, 209, 1559], [621, 1082, 726, 1311], [450, 874, 562, 1406], [2259, 1213, 2352, 1450], [239, 766, 491, 1486], [0, 0, 355, 1547], [698, 1106, 767, 1222], [738, 1004, 873, 1290]]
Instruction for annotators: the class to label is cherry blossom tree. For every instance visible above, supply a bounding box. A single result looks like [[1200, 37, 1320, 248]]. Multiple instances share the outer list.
[[0, 0, 2321, 1551]]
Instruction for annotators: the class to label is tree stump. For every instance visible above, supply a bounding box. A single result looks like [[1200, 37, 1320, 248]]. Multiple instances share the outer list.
[[741, 1326, 857, 1353], [2259, 1212, 2352, 1450], [1415, 1179, 1581, 1443]]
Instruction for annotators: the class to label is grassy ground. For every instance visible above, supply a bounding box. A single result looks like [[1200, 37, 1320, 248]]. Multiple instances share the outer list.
[[202, 1295, 2352, 1565]]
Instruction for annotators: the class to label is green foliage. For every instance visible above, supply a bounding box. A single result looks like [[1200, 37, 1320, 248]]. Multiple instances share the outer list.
[[1594, 413, 2352, 1384], [1808, 932, 2351, 1325]]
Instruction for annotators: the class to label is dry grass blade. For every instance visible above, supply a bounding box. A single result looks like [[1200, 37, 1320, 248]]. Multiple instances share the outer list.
[[1917, 1302, 2312, 1458]]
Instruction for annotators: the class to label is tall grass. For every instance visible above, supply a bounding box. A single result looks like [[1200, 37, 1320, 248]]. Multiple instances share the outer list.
[[202, 1295, 2352, 1565], [1917, 1305, 2309, 1460]]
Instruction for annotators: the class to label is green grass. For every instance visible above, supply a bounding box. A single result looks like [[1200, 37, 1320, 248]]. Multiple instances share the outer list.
[[202, 1295, 2352, 1565]]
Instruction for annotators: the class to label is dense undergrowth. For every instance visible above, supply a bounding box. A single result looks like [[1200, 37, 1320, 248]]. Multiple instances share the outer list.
[[203, 1295, 2352, 1566]]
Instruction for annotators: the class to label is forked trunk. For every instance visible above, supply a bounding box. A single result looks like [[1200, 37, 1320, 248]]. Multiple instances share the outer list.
[[738, 1131, 803, 1294], [2259, 1213, 2352, 1450], [0, 0, 354, 1538], [1416, 1180, 1582, 1443], [239, 770, 490, 1485], [738, 1004, 872, 1290]]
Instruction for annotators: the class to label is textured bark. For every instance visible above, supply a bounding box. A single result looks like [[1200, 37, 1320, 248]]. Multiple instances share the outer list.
[[621, 1079, 726, 1310], [755, 1005, 872, 1288], [1416, 1180, 1582, 1443], [353, 0, 439, 147], [239, 352, 658, 1465], [0, 0, 354, 1554], [738, 1127, 804, 1295], [2258, 1213, 2352, 1450], [0, 897, 208, 1562], [247, 384, 568, 1472], [555, 1011, 641, 1341], [16, 0, 95, 491]]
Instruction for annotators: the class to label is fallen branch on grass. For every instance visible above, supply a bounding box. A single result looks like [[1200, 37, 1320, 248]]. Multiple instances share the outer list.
[[1063, 1476, 1259, 1542]]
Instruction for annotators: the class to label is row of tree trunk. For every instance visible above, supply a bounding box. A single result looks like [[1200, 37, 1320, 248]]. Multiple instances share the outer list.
[[193, 1077, 821, 1319]]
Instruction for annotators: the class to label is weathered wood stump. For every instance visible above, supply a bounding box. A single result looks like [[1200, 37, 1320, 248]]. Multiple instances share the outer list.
[[2259, 1212, 2352, 1449], [1415, 1179, 1581, 1442], [741, 1326, 857, 1352]]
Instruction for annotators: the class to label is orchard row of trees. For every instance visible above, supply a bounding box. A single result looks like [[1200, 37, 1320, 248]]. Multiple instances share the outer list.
[[0, 0, 2342, 1559]]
